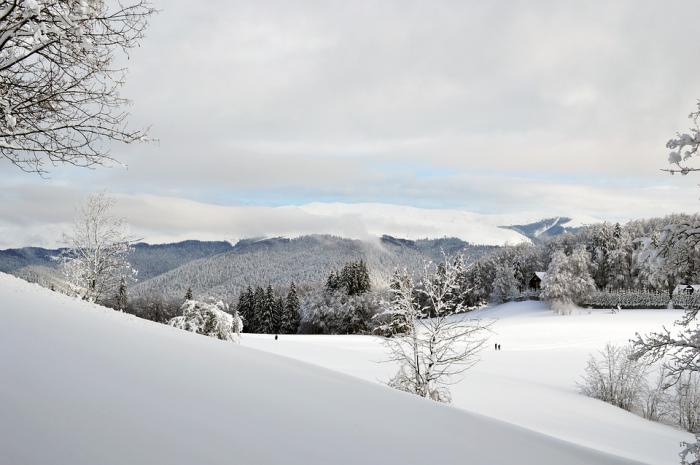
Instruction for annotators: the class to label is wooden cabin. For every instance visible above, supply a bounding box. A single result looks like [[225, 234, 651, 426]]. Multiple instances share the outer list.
[[529, 272, 547, 291]]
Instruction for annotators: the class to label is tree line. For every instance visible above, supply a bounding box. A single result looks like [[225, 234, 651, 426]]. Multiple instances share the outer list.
[[236, 283, 301, 335]]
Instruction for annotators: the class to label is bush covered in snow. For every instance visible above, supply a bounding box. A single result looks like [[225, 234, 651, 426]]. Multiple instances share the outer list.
[[169, 299, 242, 342], [582, 345, 700, 436], [579, 343, 647, 412]]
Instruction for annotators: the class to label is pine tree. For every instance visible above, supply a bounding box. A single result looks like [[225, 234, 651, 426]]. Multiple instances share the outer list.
[[184, 287, 193, 301], [282, 282, 301, 334], [273, 297, 284, 334], [252, 286, 266, 333], [237, 286, 254, 333], [259, 285, 276, 334], [325, 271, 340, 292], [329, 260, 372, 296], [115, 277, 128, 311]]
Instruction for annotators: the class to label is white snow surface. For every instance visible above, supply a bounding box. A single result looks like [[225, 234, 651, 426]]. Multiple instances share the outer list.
[[243, 301, 694, 465], [0, 273, 689, 465]]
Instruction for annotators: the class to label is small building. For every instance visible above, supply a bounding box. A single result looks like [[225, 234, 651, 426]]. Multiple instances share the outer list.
[[529, 272, 547, 291], [673, 284, 700, 295]]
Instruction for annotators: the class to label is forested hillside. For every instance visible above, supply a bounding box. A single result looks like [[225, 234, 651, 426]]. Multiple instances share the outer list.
[[131, 235, 496, 301]]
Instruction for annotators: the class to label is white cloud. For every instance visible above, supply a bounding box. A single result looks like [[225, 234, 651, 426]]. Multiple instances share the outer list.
[[2, 0, 700, 246]]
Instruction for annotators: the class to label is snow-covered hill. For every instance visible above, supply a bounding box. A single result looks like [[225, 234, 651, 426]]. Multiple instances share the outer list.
[[0, 273, 655, 465]]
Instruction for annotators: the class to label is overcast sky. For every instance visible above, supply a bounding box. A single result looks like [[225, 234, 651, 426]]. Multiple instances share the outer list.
[[3, 0, 700, 247]]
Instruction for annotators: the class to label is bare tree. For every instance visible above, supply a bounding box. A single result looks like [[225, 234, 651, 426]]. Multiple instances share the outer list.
[[379, 256, 491, 403], [640, 366, 673, 422], [61, 192, 135, 303], [675, 373, 700, 433], [0, 0, 155, 174], [579, 343, 648, 412], [664, 100, 700, 175]]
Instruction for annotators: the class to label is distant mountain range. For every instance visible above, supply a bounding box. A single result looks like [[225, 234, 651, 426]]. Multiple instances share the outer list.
[[500, 217, 582, 243], [0, 217, 587, 300]]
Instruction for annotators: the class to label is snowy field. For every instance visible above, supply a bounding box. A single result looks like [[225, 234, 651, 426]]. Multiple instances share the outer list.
[[242, 301, 693, 465], [0, 273, 691, 465]]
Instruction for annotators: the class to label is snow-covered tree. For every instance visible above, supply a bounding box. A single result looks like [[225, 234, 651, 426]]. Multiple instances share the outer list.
[[169, 299, 242, 342], [326, 260, 371, 296], [632, 301, 700, 388], [664, 100, 700, 175], [260, 285, 276, 334], [60, 193, 135, 303], [490, 263, 518, 304], [541, 247, 595, 314], [114, 277, 128, 311], [579, 343, 647, 412], [675, 373, 700, 433], [281, 282, 301, 334], [184, 287, 193, 301], [0, 0, 155, 174], [591, 223, 614, 289], [637, 218, 700, 300], [299, 286, 382, 335], [373, 270, 414, 336], [378, 256, 491, 403], [607, 223, 633, 290]]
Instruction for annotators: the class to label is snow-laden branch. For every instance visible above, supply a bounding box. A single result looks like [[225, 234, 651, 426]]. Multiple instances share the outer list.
[[0, 0, 155, 174], [665, 100, 700, 175]]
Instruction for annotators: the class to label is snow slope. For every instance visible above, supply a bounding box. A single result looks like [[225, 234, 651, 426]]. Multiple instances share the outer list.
[[243, 301, 694, 465], [0, 273, 647, 465]]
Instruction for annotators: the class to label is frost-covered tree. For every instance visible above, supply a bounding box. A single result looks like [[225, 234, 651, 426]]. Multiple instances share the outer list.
[[0, 0, 155, 173], [675, 373, 700, 433], [632, 302, 700, 387], [591, 223, 614, 289], [378, 256, 491, 403], [541, 247, 595, 314], [326, 260, 371, 296], [299, 287, 382, 335], [490, 263, 518, 304], [260, 285, 276, 334], [638, 218, 700, 299], [607, 223, 633, 290], [579, 343, 647, 412], [664, 100, 700, 175], [373, 270, 414, 336], [169, 299, 242, 342], [184, 287, 193, 301], [60, 193, 135, 303]]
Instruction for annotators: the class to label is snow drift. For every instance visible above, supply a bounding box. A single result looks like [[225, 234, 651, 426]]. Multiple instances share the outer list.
[[0, 273, 647, 465]]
